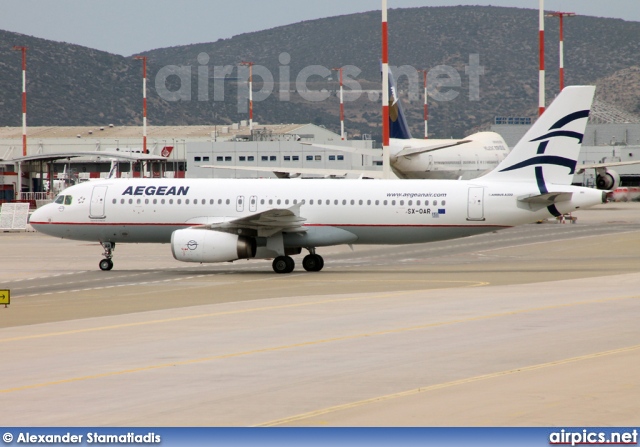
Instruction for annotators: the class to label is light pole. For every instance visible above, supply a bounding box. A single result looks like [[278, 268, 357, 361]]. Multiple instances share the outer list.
[[133, 55, 148, 154], [547, 12, 576, 91], [381, 0, 391, 179], [12, 46, 28, 157], [423, 69, 429, 139], [538, 0, 545, 116], [240, 61, 254, 131], [332, 68, 345, 140]]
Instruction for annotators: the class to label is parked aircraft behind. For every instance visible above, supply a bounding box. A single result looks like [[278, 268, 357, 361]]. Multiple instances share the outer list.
[[31, 86, 605, 274], [206, 69, 510, 180]]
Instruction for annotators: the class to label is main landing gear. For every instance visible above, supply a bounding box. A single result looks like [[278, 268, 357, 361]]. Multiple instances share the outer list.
[[99, 241, 115, 271], [271, 249, 325, 274]]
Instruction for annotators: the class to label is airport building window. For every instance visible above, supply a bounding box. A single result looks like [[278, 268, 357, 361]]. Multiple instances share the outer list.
[[203, 157, 209, 162], [225, 156, 232, 162], [270, 156, 277, 161], [284, 156, 291, 161], [337, 155, 344, 161], [217, 156, 223, 162], [195, 156, 202, 162], [315, 155, 321, 161], [306, 155, 313, 161], [248, 156, 255, 162], [292, 155, 299, 161], [262, 156, 268, 161], [329, 155, 336, 161], [239, 156, 246, 162]]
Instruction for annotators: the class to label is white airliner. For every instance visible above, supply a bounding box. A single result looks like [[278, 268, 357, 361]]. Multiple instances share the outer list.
[[31, 86, 605, 274], [205, 69, 510, 180]]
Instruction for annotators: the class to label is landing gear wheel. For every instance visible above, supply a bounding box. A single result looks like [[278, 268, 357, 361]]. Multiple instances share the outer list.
[[99, 259, 113, 271], [272, 256, 295, 274], [302, 254, 324, 272]]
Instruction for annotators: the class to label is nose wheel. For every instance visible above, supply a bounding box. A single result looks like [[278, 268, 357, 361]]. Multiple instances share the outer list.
[[99, 258, 114, 271], [99, 242, 115, 271]]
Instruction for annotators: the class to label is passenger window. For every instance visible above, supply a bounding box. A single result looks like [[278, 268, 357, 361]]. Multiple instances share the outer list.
[[392, 200, 396, 206], [185, 199, 190, 204], [161, 199, 165, 204], [310, 199, 314, 205], [367, 200, 371, 205], [218, 199, 222, 204], [375, 200, 379, 205], [169, 199, 173, 204], [64, 196, 72, 205], [260, 199, 265, 205], [153, 199, 157, 204], [359, 200, 363, 205], [408, 200, 412, 206], [417, 200, 421, 206], [112, 199, 116, 204], [400, 200, 404, 206], [129, 199, 133, 204], [54, 195, 64, 204], [350, 200, 354, 205], [145, 199, 149, 204], [285, 199, 289, 205], [342, 199, 346, 205], [121, 199, 125, 204], [277, 199, 281, 205], [441, 200, 446, 206], [383, 200, 387, 205], [226, 199, 230, 205], [269, 199, 273, 205]]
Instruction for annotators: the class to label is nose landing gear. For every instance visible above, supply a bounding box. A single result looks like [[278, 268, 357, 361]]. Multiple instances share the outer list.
[[99, 242, 115, 271]]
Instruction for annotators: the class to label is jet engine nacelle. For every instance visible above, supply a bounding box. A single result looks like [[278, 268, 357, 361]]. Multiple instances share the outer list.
[[171, 228, 256, 263], [596, 168, 620, 191]]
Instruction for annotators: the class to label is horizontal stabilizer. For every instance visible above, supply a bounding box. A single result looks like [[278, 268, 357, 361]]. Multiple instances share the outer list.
[[518, 192, 573, 204]]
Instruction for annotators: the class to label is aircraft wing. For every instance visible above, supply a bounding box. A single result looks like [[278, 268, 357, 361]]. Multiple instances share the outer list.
[[394, 140, 472, 158], [200, 164, 383, 179], [300, 142, 380, 157], [194, 204, 307, 238], [576, 160, 640, 174]]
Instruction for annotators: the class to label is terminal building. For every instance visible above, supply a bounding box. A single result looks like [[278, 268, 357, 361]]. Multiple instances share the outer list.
[[0, 122, 378, 204]]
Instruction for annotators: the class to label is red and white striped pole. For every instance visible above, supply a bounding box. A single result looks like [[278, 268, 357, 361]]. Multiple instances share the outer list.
[[241, 61, 254, 131], [134, 56, 148, 154], [423, 69, 428, 139], [538, 0, 545, 116], [547, 12, 575, 92], [332, 68, 345, 140], [381, 0, 391, 179], [13, 46, 28, 157]]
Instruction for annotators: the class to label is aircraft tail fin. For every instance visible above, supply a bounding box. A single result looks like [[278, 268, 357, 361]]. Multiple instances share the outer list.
[[482, 85, 595, 186], [385, 66, 412, 140]]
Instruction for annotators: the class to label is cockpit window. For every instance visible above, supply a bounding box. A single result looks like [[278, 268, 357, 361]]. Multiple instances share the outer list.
[[54, 195, 64, 204], [64, 196, 72, 205]]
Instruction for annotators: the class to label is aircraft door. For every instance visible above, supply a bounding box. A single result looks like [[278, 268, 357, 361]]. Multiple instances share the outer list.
[[236, 195, 244, 212], [467, 186, 485, 221], [249, 195, 257, 212], [89, 185, 108, 219]]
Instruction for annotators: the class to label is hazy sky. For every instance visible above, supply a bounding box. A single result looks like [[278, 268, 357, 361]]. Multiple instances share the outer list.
[[1, 0, 638, 56]]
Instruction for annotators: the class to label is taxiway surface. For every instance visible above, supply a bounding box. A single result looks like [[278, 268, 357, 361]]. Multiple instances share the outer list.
[[1, 203, 639, 426]]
